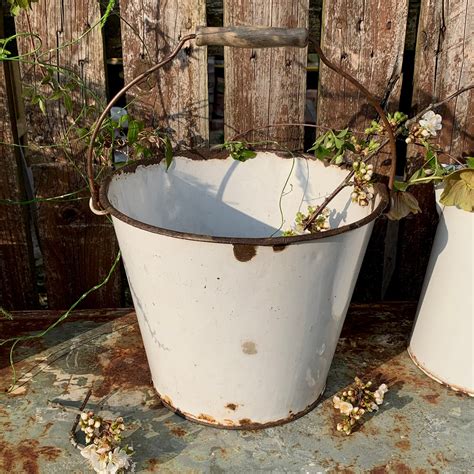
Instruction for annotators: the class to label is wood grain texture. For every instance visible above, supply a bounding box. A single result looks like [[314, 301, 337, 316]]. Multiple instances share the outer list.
[[410, 0, 473, 158], [119, 0, 208, 148], [15, 0, 107, 162], [317, 0, 408, 173], [390, 0, 473, 300], [224, 0, 310, 149], [32, 163, 122, 309], [14, 4, 122, 308], [196, 26, 308, 48], [315, 0, 408, 301], [0, 41, 37, 310]]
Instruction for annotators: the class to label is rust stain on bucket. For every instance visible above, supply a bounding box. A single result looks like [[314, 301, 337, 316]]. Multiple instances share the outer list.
[[226, 403, 239, 411], [198, 413, 216, 423], [242, 341, 257, 354], [272, 244, 287, 252], [233, 244, 257, 262]]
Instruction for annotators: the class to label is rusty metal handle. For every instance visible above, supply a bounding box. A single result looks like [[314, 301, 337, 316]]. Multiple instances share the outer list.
[[87, 29, 397, 214], [309, 38, 398, 190], [195, 26, 308, 48], [87, 34, 197, 212]]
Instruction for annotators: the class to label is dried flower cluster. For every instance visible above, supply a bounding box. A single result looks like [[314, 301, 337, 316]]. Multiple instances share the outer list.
[[79, 411, 134, 474], [333, 377, 388, 435], [283, 206, 330, 236], [351, 161, 374, 207]]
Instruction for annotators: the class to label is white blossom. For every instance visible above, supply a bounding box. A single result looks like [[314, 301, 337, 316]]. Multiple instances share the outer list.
[[333, 395, 342, 409], [108, 448, 133, 472], [80, 445, 107, 473], [338, 401, 354, 416], [419, 110, 442, 137], [373, 383, 389, 405]]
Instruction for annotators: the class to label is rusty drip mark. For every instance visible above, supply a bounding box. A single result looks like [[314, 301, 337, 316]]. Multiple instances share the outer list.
[[272, 244, 287, 252], [239, 418, 252, 425], [395, 439, 411, 451], [233, 244, 257, 262], [170, 426, 187, 437], [242, 341, 257, 355], [422, 393, 440, 405], [198, 413, 216, 423], [226, 403, 238, 411]]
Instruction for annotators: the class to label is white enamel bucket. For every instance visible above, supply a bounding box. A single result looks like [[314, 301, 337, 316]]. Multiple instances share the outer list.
[[86, 26, 397, 428], [98, 151, 388, 428], [408, 190, 474, 395]]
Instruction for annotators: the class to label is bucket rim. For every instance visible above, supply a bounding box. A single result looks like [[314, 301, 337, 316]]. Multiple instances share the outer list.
[[99, 151, 389, 246]]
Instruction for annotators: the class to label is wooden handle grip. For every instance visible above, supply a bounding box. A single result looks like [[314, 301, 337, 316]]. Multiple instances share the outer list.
[[195, 26, 308, 48]]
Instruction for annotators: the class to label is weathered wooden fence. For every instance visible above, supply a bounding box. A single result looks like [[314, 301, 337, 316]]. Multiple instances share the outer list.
[[1, 0, 472, 310]]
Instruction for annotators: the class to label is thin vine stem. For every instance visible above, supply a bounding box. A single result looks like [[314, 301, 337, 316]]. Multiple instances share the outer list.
[[2, 251, 122, 390], [301, 84, 474, 229]]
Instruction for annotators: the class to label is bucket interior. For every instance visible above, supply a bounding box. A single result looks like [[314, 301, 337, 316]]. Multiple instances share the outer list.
[[106, 152, 379, 238]]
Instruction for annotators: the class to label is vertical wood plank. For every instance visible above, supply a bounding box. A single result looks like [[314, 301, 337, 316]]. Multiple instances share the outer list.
[[411, 0, 473, 158], [316, 0, 409, 301], [119, 0, 208, 148], [317, 0, 408, 172], [14, 2, 122, 308], [15, 0, 107, 162], [223, 0, 309, 148], [0, 10, 37, 310], [32, 163, 122, 309], [389, 0, 473, 300]]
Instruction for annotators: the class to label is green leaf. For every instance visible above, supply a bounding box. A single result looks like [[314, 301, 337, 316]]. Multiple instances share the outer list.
[[393, 180, 410, 192], [127, 120, 142, 145], [133, 143, 151, 158], [333, 137, 343, 149], [334, 154, 344, 165], [315, 147, 331, 160], [50, 90, 64, 101], [466, 157, 474, 169], [38, 96, 46, 115], [324, 138, 334, 149], [164, 136, 173, 170], [408, 168, 425, 184], [100, 0, 116, 28], [119, 113, 129, 127], [233, 149, 257, 162], [76, 127, 89, 140], [386, 191, 421, 220], [337, 128, 349, 138], [440, 169, 474, 212], [63, 94, 73, 114]]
